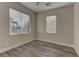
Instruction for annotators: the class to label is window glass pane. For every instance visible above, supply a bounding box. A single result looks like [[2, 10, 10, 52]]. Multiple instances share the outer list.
[[10, 8, 21, 24], [21, 13, 31, 33], [46, 15, 56, 33], [9, 8, 31, 35]]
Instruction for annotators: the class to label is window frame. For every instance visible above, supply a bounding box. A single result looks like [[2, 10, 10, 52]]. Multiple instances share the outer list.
[[45, 15, 57, 34], [9, 8, 31, 35]]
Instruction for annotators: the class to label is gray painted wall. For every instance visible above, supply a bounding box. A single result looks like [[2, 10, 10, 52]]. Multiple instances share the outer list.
[[0, 2, 35, 52], [74, 3, 79, 56], [36, 5, 74, 46], [0, 3, 75, 53]]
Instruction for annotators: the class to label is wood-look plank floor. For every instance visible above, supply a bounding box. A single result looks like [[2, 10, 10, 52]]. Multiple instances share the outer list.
[[0, 40, 78, 57]]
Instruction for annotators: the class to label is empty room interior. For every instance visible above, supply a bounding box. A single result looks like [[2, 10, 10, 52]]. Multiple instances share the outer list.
[[0, 2, 79, 57]]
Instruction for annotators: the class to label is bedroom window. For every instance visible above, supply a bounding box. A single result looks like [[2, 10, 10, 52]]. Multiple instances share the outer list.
[[46, 15, 56, 33], [9, 8, 31, 35]]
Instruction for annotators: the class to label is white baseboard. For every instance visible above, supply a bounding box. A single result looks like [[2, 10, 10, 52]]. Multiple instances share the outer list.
[[0, 39, 34, 54], [37, 39, 74, 48], [73, 45, 79, 56], [36, 39, 78, 56], [0, 38, 75, 54]]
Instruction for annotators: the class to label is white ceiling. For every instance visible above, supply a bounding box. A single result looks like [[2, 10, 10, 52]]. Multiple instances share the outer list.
[[20, 2, 74, 13]]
